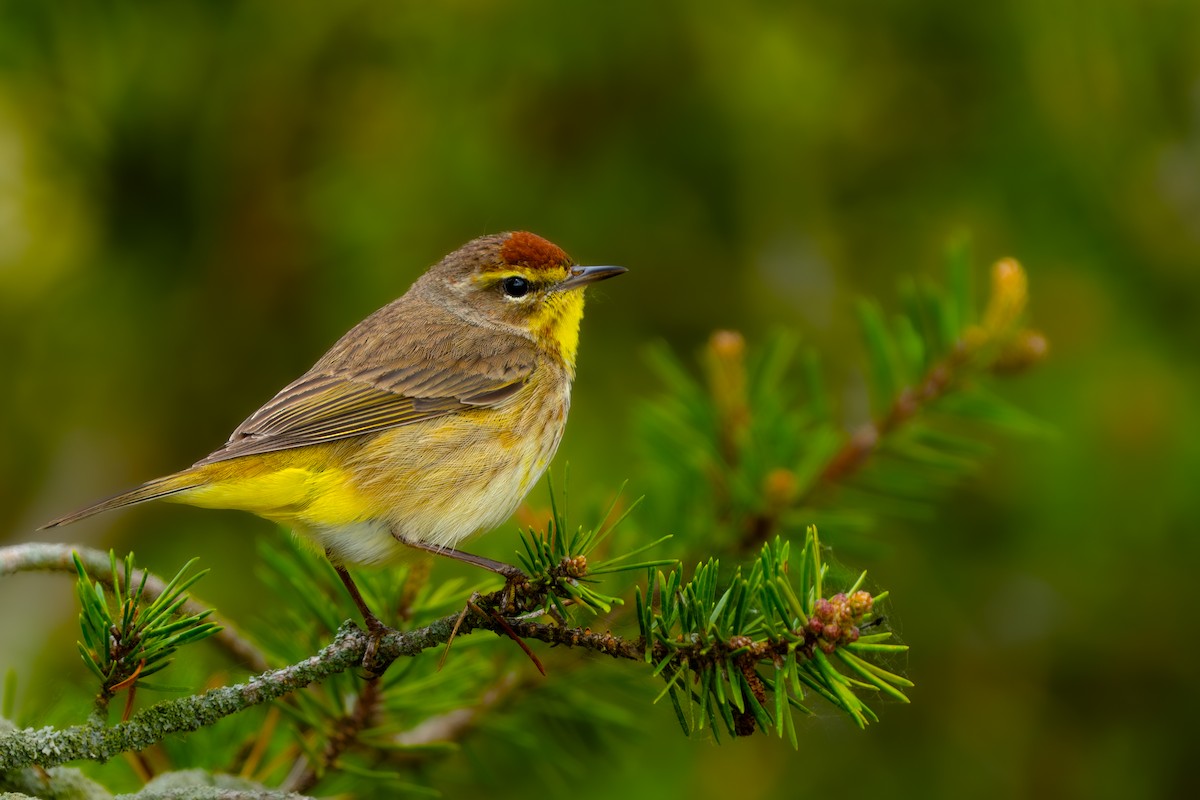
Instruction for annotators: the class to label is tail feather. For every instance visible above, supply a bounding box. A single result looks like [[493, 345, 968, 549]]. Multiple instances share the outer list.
[[39, 472, 201, 529]]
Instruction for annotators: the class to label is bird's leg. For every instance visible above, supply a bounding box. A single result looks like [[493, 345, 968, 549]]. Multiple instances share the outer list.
[[393, 535, 526, 581], [394, 534, 528, 613], [330, 560, 392, 674]]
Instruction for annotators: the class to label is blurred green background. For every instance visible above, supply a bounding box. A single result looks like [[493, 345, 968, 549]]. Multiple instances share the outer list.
[[2, 1, 1199, 798]]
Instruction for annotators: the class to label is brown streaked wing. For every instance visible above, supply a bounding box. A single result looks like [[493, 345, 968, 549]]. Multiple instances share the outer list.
[[193, 366, 531, 466]]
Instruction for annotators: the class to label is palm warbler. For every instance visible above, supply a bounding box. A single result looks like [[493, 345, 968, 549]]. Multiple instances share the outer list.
[[43, 231, 625, 637]]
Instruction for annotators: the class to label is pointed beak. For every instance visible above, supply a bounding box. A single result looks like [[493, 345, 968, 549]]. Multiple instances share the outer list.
[[554, 265, 627, 292]]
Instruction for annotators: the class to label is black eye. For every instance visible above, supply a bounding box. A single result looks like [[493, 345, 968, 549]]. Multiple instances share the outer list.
[[501, 276, 532, 298]]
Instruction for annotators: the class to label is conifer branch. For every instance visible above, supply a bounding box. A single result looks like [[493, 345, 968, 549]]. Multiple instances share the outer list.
[[0, 543, 269, 673], [815, 258, 1045, 491], [0, 595, 549, 771], [0, 249, 1054, 796], [636, 255, 1046, 555], [0, 584, 513, 770], [0, 539, 883, 771], [0, 622, 365, 771], [814, 352, 958, 489], [282, 676, 382, 794]]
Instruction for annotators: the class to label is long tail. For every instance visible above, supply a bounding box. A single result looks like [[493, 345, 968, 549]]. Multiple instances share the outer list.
[[39, 471, 202, 529]]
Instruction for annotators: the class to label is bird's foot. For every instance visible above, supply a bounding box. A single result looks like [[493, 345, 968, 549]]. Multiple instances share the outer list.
[[361, 616, 397, 678], [497, 565, 531, 614]]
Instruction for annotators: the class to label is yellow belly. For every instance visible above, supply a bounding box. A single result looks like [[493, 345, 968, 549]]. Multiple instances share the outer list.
[[170, 378, 570, 567]]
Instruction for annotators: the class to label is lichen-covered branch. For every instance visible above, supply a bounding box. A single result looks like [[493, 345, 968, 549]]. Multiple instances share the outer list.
[[0, 566, 876, 771], [0, 588, 535, 771], [0, 622, 364, 771], [0, 543, 270, 674]]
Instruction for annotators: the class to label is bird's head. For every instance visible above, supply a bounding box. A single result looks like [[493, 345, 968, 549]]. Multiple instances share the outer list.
[[423, 231, 626, 368]]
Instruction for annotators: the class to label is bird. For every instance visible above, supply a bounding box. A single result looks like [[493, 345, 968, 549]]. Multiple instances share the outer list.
[[42, 231, 626, 646]]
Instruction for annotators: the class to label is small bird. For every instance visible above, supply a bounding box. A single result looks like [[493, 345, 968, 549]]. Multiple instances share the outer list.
[[43, 231, 625, 643]]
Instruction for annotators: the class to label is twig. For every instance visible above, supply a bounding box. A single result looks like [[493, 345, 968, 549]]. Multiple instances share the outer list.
[[0, 622, 363, 771], [817, 358, 960, 487], [816, 257, 1038, 491], [475, 601, 545, 676], [283, 676, 383, 795], [0, 576, 838, 771], [0, 593, 508, 772], [0, 542, 270, 673], [739, 349, 969, 550]]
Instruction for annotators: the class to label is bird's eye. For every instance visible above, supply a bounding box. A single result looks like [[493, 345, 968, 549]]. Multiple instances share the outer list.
[[501, 276, 533, 298]]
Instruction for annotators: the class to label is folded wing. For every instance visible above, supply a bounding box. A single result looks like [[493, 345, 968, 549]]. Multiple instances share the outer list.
[[197, 340, 534, 465]]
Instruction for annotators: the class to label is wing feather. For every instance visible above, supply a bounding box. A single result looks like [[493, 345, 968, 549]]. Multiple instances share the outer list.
[[195, 299, 537, 466]]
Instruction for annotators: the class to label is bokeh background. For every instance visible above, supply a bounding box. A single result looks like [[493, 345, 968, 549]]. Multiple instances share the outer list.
[[2, 1, 1199, 798]]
